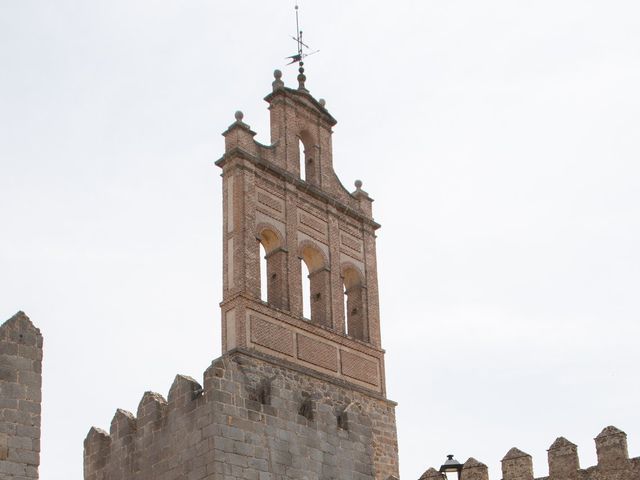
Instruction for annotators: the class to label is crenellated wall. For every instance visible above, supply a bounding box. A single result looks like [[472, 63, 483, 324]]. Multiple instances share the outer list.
[[84, 348, 399, 480], [419, 426, 639, 480]]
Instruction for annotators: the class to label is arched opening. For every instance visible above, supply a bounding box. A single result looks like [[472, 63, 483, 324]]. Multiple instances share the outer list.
[[258, 227, 288, 310], [301, 261, 311, 319], [342, 286, 349, 335], [300, 243, 331, 327], [343, 267, 368, 341], [259, 243, 268, 302], [298, 138, 306, 181], [298, 131, 318, 184]]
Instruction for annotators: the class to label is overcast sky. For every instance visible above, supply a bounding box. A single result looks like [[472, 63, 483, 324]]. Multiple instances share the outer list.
[[1, 1, 639, 479]]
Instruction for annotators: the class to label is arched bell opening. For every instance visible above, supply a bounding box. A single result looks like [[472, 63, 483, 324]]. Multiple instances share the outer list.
[[342, 266, 368, 342], [297, 130, 319, 185], [299, 243, 331, 327], [257, 227, 288, 310]]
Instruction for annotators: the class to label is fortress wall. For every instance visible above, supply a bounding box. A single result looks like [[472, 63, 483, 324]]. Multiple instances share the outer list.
[[0, 312, 43, 479], [419, 426, 639, 480], [84, 348, 399, 480]]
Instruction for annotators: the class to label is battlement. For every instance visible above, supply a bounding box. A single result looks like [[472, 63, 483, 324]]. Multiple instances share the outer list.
[[419, 426, 639, 480], [84, 348, 399, 480]]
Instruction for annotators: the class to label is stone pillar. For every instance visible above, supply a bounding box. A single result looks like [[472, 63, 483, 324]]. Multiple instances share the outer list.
[[461, 458, 489, 480], [0, 312, 42, 479], [595, 426, 629, 471], [548, 437, 579, 480], [502, 447, 534, 480], [419, 467, 446, 480], [83, 427, 110, 480]]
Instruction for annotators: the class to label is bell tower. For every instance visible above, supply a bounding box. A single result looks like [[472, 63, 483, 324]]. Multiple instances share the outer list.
[[216, 70, 387, 394], [84, 69, 400, 480]]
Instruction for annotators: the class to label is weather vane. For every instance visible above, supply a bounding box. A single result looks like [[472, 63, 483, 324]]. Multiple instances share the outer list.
[[286, 2, 319, 82]]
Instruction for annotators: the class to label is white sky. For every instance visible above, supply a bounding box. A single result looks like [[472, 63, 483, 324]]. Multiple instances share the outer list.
[[1, 1, 639, 479]]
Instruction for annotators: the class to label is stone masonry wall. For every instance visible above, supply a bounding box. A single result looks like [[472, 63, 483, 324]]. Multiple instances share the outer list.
[[84, 349, 399, 480], [419, 426, 639, 480], [0, 312, 43, 480]]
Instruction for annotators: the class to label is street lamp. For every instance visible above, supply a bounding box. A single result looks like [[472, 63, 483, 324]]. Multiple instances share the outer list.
[[439, 455, 463, 480]]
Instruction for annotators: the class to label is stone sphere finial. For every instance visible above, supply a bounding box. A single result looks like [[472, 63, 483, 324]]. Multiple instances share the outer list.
[[234, 110, 244, 122], [272, 69, 285, 91], [354, 179, 363, 189], [319, 98, 326, 107]]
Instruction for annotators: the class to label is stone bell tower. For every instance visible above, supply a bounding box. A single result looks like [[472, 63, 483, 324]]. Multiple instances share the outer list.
[[83, 70, 399, 480], [216, 69, 387, 395]]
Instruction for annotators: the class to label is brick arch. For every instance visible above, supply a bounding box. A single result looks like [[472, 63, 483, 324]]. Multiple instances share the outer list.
[[297, 128, 316, 148], [297, 239, 332, 328], [256, 222, 285, 254], [341, 262, 365, 290], [340, 263, 368, 342], [297, 239, 329, 273], [297, 128, 319, 184], [256, 222, 288, 310]]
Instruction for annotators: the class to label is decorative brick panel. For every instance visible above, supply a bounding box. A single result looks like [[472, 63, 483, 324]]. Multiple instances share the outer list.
[[257, 190, 284, 213], [250, 317, 294, 356], [299, 211, 327, 235], [296, 334, 338, 372], [340, 350, 379, 386], [339, 222, 361, 238], [340, 232, 362, 253]]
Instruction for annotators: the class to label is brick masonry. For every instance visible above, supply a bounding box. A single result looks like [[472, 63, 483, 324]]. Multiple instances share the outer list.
[[296, 334, 338, 372], [0, 311, 43, 480], [217, 71, 384, 370]]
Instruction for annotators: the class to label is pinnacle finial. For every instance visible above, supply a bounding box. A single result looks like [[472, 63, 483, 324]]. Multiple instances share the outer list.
[[234, 110, 244, 122], [354, 179, 363, 190], [318, 98, 326, 107]]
